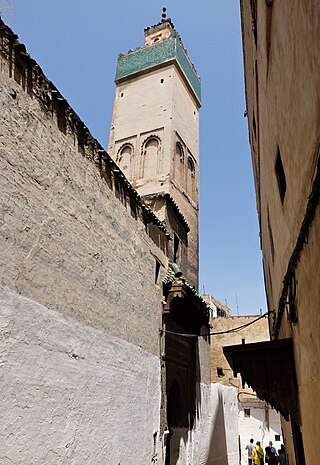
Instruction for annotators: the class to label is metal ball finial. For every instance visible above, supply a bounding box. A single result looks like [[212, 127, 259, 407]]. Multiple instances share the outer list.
[[162, 7, 167, 20]]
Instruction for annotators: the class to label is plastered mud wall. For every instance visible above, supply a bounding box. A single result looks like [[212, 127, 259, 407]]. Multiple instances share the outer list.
[[0, 20, 167, 354], [0, 20, 167, 464]]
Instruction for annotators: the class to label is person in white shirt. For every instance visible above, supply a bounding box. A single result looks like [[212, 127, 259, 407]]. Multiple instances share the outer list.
[[246, 438, 255, 465]]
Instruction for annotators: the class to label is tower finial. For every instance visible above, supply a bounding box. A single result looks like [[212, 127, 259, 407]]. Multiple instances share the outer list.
[[162, 7, 167, 21]]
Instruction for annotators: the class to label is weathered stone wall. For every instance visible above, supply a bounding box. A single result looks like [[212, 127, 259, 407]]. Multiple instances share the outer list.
[[241, 1, 320, 464], [0, 20, 168, 463], [0, 22, 167, 354]]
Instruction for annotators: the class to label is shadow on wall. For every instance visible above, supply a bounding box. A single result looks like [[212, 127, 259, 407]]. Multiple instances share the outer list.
[[195, 333, 203, 423], [165, 318, 204, 465], [166, 428, 189, 465], [205, 390, 229, 465]]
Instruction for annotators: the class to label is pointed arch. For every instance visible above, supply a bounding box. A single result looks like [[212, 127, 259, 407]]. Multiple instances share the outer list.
[[167, 376, 186, 428], [187, 155, 196, 199], [140, 135, 161, 179], [116, 143, 134, 178], [174, 141, 185, 187]]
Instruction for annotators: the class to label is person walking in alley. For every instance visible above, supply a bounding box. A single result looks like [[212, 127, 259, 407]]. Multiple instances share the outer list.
[[278, 445, 286, 465], [269, 441, 277, 455], [252, 441, 264, 465], [246, 438, 254, 465], [267, 449, 279, 465], [265, 443, 278, 464]]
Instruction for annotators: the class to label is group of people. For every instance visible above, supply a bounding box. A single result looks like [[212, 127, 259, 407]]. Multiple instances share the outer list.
[[246, 439, 287, 465]]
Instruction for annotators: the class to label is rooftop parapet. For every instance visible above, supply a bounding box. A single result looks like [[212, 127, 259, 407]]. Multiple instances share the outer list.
[[115, 26, 201, 106]]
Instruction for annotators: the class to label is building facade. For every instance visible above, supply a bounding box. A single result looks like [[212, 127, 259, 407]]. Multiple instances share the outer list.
[[224, 2, 320, 465], [108, 17, 200, 288], [209, 311, 282, 465], [0, 13, 215, 464]]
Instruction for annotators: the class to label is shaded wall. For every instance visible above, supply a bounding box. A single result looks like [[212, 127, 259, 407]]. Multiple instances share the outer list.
[[241, 1, 320, 463]]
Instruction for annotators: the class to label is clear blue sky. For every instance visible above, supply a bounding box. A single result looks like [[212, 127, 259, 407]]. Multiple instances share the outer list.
[[2, 0, 266, 315]]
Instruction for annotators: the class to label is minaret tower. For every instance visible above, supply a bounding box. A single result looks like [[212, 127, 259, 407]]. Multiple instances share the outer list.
[[108, 9, 201, 287]]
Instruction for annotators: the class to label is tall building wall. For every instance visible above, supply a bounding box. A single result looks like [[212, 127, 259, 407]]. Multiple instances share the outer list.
[[0, 20, 168, 464], [108, 22, 200, 287], [240, 1, 320, 464], [0, 16, 215, 465], [108, 67, 174, 181], [0, 41, 166, 355]]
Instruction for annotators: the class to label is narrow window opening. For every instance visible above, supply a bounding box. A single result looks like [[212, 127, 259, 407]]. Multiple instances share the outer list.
[[153, 35, 161, 43], [217, 308, 226, 317], [253, 115, 257, 139], [267, 206, 275, 262], [155, 260, 160, 285], [275, 434, 281, 442], [275, 148, 286, 203], [173, 234, 180, 264], [250, 0, 257, 45], [187, 156, 196, 198], [244, 408, 251, 418], [160, 78, 164, 83], [176, 143, 184, 164], [217, 367, 224, 378], [120, 92, 124, 98], [266, 0, 273, 68]]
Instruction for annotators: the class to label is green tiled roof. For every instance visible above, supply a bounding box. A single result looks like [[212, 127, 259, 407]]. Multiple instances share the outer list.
[[115, 37, 201, 104]]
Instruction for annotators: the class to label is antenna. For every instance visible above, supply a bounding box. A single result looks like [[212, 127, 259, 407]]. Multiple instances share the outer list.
[[235, 293, 240, 316]]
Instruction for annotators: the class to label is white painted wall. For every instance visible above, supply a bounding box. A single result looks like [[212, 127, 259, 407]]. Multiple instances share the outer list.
[[205, 384, 239, 465], [0, 288, 161, 465], [189, 384, 239, 465], [238, 404, 283, 465], [161, 383, 239, 465]]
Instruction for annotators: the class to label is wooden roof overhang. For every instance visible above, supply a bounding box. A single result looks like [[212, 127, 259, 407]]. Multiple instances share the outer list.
[[223, 338, 300, 425], [163, 280, 209, 333]]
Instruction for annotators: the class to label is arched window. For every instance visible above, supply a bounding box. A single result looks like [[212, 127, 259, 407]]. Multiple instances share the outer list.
[[141, 136, 160, 179], [176, 143, 184, 163], [117, 144, 133, 177], [187, 156, 196, 198], [174, 142, 184, 187]]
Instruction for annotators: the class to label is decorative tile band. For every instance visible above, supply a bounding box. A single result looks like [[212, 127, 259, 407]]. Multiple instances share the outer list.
[[115, 37, 201, 103]]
